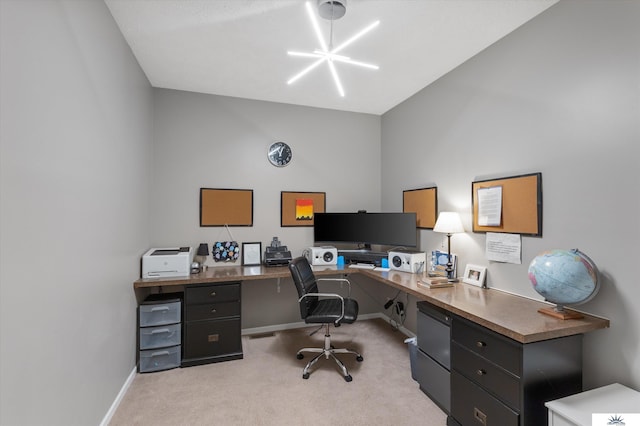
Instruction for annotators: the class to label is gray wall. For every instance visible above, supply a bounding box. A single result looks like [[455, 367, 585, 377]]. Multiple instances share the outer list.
[[0, 0, 152, 424], [382, 0, 639, 389], [151, 89, 391, 328]]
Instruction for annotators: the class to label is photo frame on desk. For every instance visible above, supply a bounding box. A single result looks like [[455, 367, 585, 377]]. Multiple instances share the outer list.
[[463, 264, 487, 287], [403, 186, 437, 229], [281, 191, 326, 227], [242, 242, 262, 266], [472, 172, 542, 236]]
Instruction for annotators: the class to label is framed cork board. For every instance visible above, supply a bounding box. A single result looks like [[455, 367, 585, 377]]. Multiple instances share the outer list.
[[200, 188, 253, 227], [281, 191, 326, 227], [403, 186, 438, 229], [472, 173, 542, 236]]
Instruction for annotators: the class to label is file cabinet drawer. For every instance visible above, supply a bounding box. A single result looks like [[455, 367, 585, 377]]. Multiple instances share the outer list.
[[185, 282, 240, 304], [185, 301, 240, 321], [139, 300, 181, 327], [183, 317, 241, 361], [415, 347, 450, 413], [452, 342, 520, 409], [451, 370, 519, 426], [452, 316, 521, 377], [139, 323, 181, 350]]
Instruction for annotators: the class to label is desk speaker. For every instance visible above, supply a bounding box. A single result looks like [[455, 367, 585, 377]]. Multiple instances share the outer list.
[[388, 250, 426, 274], [304, 246, 338, 266]]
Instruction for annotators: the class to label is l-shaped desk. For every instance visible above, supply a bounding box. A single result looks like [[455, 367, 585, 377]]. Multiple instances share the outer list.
[[133, 264, 609, 426]]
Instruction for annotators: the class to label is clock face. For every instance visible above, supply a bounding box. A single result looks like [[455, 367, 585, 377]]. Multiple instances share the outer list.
[[268, 141, 292, 167]]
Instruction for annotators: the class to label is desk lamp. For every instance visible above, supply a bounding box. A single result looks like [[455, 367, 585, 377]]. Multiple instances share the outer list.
[[433, 212, 464, 282], [196, 243, 210, 271]]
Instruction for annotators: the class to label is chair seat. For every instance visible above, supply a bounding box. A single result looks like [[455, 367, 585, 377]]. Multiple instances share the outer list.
[[305, 298, 358, 325]]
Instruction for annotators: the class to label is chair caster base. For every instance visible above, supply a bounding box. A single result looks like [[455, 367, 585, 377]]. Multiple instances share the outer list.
[[344, 375, 352, 382], [356, 355, 363, 362], [303, 373, 310, 379], [297, 353, 304, 360]]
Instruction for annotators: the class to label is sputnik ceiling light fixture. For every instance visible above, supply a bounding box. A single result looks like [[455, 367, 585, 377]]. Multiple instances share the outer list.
[[287, 0, 380, 97]]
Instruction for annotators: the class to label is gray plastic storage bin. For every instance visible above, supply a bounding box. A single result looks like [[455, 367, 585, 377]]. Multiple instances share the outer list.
[[139, 323, 181, 350], [139, 299, 181, 327], [139, 345, 181, 373]]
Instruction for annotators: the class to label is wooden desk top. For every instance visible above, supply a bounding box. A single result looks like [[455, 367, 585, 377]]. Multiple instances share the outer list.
[[133, 265, 609, 344]]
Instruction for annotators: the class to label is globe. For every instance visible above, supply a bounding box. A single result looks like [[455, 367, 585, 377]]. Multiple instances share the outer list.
[[528, 249, 600, 312]]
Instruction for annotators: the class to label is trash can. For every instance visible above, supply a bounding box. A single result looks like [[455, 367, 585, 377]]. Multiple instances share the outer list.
[[404, 336, 418, 381]]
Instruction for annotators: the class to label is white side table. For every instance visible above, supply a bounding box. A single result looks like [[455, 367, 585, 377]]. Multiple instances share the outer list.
[[546, 383, 640, 426]]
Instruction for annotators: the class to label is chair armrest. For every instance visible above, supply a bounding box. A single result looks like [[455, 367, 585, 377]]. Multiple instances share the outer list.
[[298, 292, 345, 324], [317, 278, 352, 297]]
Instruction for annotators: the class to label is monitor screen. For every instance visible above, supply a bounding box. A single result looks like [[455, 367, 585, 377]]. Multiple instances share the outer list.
[[313, 212, 417, 248]]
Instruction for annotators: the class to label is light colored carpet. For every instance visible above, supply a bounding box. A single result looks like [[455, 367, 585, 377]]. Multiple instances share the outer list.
[[110, 318, 447, 426]]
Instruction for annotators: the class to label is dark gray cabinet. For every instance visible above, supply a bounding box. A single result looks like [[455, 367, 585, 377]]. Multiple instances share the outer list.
[[415, 301, 451, 413], [447, 315, 583, 426], [182, 282, 243, 367]]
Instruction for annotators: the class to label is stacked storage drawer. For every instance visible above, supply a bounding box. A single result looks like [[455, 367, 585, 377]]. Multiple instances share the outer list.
[[416, 301, 452, 413], [138, 294, 182, 373]]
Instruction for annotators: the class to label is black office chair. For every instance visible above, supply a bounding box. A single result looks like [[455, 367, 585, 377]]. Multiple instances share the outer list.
[[288, 256, 363, 382]]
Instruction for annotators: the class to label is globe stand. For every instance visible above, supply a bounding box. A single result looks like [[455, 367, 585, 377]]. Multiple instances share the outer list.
[[538, 304, 584, 320]]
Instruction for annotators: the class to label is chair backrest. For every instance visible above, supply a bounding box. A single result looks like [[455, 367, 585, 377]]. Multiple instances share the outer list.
[[288, 256, 319, 319]]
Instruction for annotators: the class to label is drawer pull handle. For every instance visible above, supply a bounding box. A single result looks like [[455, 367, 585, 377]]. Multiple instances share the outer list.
[[473, 407, 487, 425], [211, 309, 217, 313], [476, 341, 486, 348], [150, 328, 170, 335], [476, 369, 486, 376], [150, 306, 169, 313], [210, 292, 217, 297]]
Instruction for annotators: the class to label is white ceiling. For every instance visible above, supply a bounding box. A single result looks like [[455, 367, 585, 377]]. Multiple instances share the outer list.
[[105, 0, 558, 115]]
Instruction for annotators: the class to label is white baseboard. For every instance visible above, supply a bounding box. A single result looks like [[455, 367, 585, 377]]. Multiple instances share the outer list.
[[100, 366, 136, 426]]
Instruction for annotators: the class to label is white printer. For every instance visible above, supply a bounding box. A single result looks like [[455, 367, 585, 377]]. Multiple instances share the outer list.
[[142, 247, 194, 278]]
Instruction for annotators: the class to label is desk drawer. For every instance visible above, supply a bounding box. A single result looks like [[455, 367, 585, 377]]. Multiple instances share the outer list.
[[452, 316, 521, 377], [417, 303, 451, 369], [452, 342, 520, 409], [451, 370, 519, 426], [185, 301, 240, 321], [183, 317, 242, 361], [415, 347, 450, 413], [185, 282, 240, 304]]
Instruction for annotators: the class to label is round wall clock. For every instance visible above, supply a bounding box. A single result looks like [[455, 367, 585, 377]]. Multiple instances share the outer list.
[[267, 141, 292, 167]]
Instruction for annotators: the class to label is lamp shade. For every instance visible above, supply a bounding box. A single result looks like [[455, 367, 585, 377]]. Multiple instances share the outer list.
[[433, 212, 464, 234], [197, 243, 210, 256]]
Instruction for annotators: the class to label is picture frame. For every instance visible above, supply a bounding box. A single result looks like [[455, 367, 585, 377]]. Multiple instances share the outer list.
[[280, 191, 326, 227], [242, 242, 262, 266], [463, 264, 487, 287]]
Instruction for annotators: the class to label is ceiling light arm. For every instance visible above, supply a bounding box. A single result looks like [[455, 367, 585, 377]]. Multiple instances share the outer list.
[[306, 2, 329, 52]]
